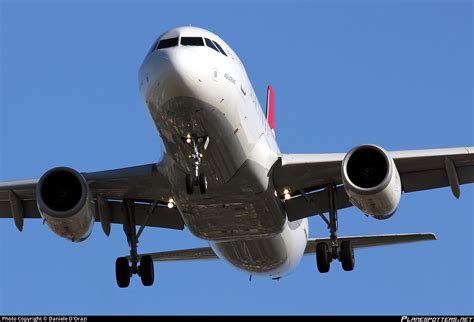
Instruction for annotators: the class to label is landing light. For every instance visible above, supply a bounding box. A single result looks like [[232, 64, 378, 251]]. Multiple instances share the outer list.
[[167, 198, 175, 208], [283, 188, 291, 200], [185, 134, 192, 144]]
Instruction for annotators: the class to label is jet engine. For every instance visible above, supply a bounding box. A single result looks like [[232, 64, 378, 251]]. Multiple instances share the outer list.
[[341, 144, 401, 219], [36, 167, 95, 242]]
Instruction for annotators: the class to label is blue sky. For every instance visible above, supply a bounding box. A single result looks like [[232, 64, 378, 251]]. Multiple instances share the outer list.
[[0, 0, 472, 315]]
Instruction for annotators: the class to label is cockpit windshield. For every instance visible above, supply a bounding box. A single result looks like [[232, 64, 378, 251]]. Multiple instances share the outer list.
[[157, 37, 179, 49], [181, 37, 204, 46], [149, 35, 228, 58]]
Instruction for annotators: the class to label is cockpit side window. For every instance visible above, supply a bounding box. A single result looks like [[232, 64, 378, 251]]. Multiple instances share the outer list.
[[157, 37, 179, 49], [205, 38, 219, 52], [181, 37, 204, 46], [148, 39, 160, 54], [212, 40, 227, 56]]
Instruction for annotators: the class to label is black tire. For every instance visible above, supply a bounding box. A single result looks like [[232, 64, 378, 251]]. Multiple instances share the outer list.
[[316, 243, 330, 273], [340, 240, 355, 271], [185, 174, 194, 195], [199, 173, 207, 194], [139, 255, 154, 287], [115, 257, 130, 288]]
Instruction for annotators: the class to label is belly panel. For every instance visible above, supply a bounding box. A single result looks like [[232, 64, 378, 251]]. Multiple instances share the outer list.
[[210, 219, 308, 277], [147, 92, 285, 240]]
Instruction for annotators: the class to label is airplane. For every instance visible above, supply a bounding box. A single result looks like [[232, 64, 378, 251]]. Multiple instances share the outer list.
[[0, 26, 473, 288]]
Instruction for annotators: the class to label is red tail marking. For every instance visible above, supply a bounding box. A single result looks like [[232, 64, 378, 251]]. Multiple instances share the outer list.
[[266, 85, 275, 131]]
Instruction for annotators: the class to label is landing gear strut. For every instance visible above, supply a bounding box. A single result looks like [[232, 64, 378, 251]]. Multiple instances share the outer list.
[[315, 184, 355, 273], [115, 200, 155, 288], [183, 135, 209, 195]]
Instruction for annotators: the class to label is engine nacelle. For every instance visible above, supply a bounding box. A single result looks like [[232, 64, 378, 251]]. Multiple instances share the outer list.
[[36, 167, 95, 242], [341, 144, 401, 220]]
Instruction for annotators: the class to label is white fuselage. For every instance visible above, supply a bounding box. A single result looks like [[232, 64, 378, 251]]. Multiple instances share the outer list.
[[138, 26, 308, 278]]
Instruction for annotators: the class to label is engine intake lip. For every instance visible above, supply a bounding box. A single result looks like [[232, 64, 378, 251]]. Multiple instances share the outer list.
[[342, 144, 393, 196], [36, 167, 88, 219]]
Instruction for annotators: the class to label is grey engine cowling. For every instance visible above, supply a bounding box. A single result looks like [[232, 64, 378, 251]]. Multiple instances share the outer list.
[[36, 167, 95, 242]]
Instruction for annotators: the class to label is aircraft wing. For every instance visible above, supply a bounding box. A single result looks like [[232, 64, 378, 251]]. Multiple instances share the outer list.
[[273, 147, 474, 221], [0, 162, 184, 231], [304, 233, 436, 254]]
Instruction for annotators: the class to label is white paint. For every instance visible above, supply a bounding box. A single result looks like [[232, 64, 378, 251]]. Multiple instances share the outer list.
[[139, 26, 305, 278]]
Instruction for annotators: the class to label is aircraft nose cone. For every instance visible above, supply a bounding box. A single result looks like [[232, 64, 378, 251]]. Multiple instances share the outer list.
[[139, 49, 201, 104]]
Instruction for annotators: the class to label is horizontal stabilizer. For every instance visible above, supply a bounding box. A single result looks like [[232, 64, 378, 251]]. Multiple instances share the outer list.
[[132, 233, 436, 262], [304, 233, 436, 254], [133, 246, 218, 262]]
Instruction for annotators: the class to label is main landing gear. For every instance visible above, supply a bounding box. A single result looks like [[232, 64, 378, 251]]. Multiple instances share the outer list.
[[315, 184, 355, 273], [183, 135, 209, 195], [115, 200, 155, 288]]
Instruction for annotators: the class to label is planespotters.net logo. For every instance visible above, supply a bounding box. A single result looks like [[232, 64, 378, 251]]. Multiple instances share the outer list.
[[402, 317, 474, 322]]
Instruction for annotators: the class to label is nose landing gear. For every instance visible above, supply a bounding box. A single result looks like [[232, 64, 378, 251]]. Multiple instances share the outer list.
[[183, 135, 209, 195]]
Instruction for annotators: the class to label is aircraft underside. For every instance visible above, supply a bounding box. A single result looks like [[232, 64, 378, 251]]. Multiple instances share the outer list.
[[0, 26, 472, 289], [146, 92, 304, 277]]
